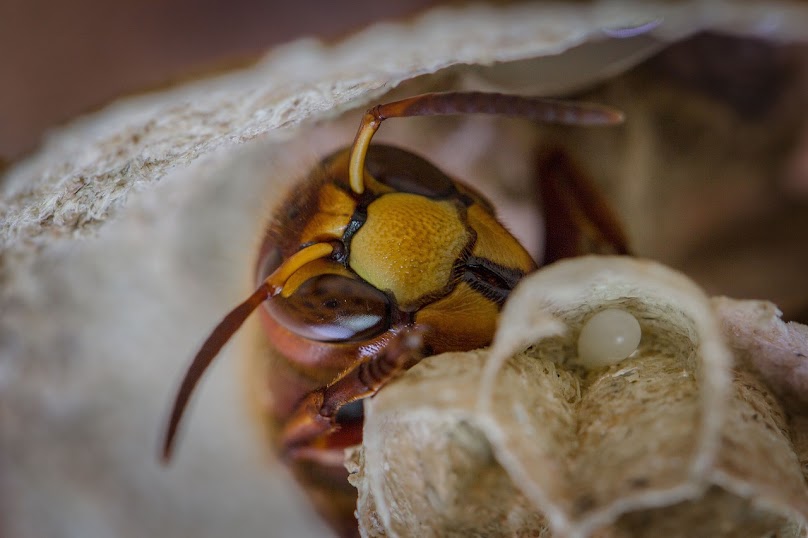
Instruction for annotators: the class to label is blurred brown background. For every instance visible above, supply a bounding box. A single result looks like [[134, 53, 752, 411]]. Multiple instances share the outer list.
[[0, 0, 438, 163]]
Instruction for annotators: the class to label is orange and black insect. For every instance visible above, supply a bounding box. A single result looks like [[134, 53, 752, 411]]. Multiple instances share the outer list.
[[161, 92, 628, 536]]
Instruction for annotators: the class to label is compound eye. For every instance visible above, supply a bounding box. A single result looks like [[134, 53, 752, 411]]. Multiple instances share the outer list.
[[364, 145, 455, 198], [267, 274, 391, 343]]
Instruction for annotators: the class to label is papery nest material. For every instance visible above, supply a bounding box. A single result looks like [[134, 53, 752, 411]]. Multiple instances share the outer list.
[[4, 2, 808, 538], [348, 256, 808, 538]]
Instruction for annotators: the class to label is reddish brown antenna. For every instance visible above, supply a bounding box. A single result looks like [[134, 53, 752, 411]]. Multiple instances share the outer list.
[[161, 243, 334, 461], [348, 91, 624, 194]]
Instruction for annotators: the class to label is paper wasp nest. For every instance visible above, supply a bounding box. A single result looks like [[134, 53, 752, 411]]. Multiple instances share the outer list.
[[2, 2, 808, 538], [348, 257, 808, 537]]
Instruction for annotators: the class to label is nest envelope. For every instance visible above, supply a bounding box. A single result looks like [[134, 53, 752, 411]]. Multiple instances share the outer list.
[[2, 2, 808, 537]]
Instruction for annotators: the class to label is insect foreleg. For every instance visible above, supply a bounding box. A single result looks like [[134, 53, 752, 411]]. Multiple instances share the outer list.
[[280, 326, 426, 453]]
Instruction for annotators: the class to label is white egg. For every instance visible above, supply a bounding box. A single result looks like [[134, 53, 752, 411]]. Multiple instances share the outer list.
[[576, 308, 641, 368]]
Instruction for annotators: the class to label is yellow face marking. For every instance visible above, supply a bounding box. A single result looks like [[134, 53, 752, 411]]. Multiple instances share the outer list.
[[467, 204, 536, 273], [415, 281, 499, 352], [349, 193, 470, 309], [299, 183, 356, 245]]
